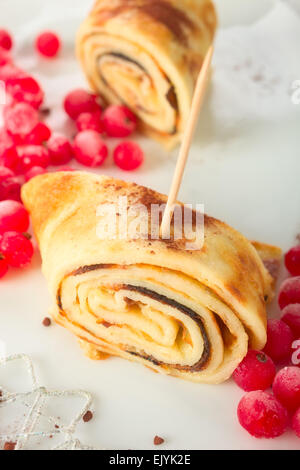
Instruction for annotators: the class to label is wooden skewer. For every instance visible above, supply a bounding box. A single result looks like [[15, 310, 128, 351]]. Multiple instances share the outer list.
[[160, 45, 214, 238]]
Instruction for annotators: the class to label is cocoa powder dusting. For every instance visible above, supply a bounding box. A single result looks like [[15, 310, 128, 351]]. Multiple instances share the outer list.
[[95, 0, 194, 45]]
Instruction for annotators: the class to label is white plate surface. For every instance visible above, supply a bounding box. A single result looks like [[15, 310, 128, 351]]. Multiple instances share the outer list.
[[0, 0, 300, 450]]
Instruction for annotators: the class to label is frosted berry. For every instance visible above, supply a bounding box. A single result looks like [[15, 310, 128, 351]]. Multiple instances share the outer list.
[[25, 122, 51, 145], [47, 134, 73, 166], [74, 130, 108, 167], [292, 408, 300, 438], [0, 258, 8, 278], [0, 175, 21, 202], [76, 112, 104, 133], [285, 246, 300, 276], [237, 391, 288, 439], [7, 75, 44, 109], [113, 141, 144, 171], [102, 105, 137, 137], [16, 145, 50, 174], [0, 231, 34, 268], [263, 319, 294, 363], [0, 47, 12, 66], [36, 31, 61, 58], [24, 166, 47, 182], [281, 304, 300, 339], [0, 200, 29, 233], [0, 130, 18, 170], [55, 166, 75, 172], [273, 367, 300, 412], [233, 350, 276, 392], [279, 277, 300, 310], [154, 436, 165, 446], [5, 103, 39, 144], [64, 89, 100, 120], [0, 30, 13, 51]]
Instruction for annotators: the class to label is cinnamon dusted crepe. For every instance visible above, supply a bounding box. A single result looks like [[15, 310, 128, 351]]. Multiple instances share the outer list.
[[77, 0, 217, 149], [22, 172, 281, 384]]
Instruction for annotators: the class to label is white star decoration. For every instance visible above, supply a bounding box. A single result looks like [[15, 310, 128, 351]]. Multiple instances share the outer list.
[[0, 354, 95, 450]]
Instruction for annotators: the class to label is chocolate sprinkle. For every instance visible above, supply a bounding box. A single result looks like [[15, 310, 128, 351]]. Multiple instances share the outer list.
[[39, 107, 51, 117], [83, 410, 93, 423], [43, 317, 51, 327], [4, 442, 16, 451], [154, 436, 165, 446]]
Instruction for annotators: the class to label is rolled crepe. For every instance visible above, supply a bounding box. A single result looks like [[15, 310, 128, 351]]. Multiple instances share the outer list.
[[77, 0, 217, 149], [22, 172, 281, 384]]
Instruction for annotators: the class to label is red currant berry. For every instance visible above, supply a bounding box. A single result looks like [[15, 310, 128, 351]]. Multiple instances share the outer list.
[[0, 175, 21, 202], [74, 130, 108, 167], [0, 200, 29, 233], [0, 257, 8, 278], [292, 408, 300, 438], [24, 122, 51, 145], [113, 141, 144, 171], [0, 64, 24, 84], [24, 166, 47, 182], [0, 166, 15, 182], [281, 304, 300, 339], [273, 367, 300, 412], [0, 47, 12, 66], [47, 134, 73, 166], [285, 246, 300, 276], [237, 391, 288, 439], [233, 350, 276, 392], [17, 145, 50, 174], [0, 30, 13, 51], [64, 89, 100, 120], [35, 31, 61, 58], [76, 111, 104, 133], [102, 105, 137, 138], [0, 130, 19, 171], [263, 319, 294, 363], [5, 103, 39, 144], [0, 231, 34, 268], [279, 277, 300, 310], [7, 75, 44, 109]]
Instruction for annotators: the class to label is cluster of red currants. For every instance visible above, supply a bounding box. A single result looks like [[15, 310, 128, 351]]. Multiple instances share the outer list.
[[233, 243, 300, 439], [66, 89, 144, 171], [0, 200, 33, 277], [0, 29, 144, 202], [0, 28, 145, 276]]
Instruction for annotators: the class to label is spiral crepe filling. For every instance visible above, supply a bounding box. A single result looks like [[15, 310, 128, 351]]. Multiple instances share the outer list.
[[21, 172, 281, 384], [77, 0, 217, 148]]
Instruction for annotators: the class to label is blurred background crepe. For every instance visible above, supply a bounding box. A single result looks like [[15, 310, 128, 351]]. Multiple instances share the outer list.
[[1, 0, 299, 450], [77, 0, 217, 149], [22, 172, 281, 384]]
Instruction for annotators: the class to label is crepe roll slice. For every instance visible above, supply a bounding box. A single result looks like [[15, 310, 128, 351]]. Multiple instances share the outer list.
[[77, 0, 217, 149], [21, 172, 280, 384]]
